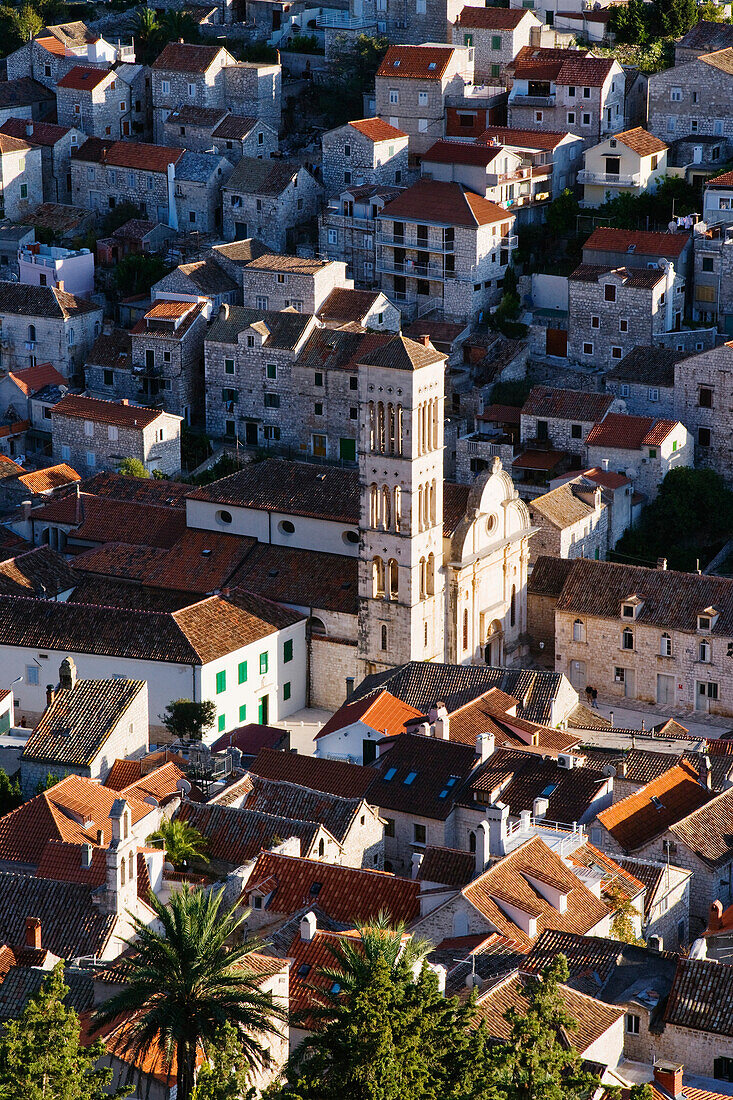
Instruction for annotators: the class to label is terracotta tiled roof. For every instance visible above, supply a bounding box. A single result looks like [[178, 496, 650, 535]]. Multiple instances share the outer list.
[[0, 456, 24, 479], [31, 493, 187, 548], [176, 800, 325, 866], [475, 971, 623, 1048], [7, 361, 65, 396], [479, 125, 572, 150], [243, 851, 420, 924], [556, 55, 615, 86], [585, 413, 680, 449], [618, 858, 667, 919], [317, 287, 383, 324], [57, 65, 111, 91], [530, 479, 602, 529], [244, 776, 363, 845], [0, 282, 100, 319], [708, 169, 733, 187], [17, 464, 80, 494], [457, 5, 530, 27], [152, 41, 225, 72], [443, 482, 470, 537], [211, 724, 285, 757], [583, 227, 690, 258], [613, 127, 668, 156], [317, 689, 423, 741], [52, 394, 165, 429], [143, 529, 255, 593], [0, 545, 78, 598], [249, 748, 375, 800], [605, 345, 681, 386], [522, 384, 614, 422], [34, 839, 151, 899], [416, 845, 475, 887], [566, 842, 645, 909], [121, 761, 188, 806], [377, 44, 456, 80], [80, 471, 189, 508], [357, 333, 445, 371], [677, 20, 733, 50], [0, 872, 115, 959], [664, 956, 733, 1035], [22, 677, 145, 767], [285, 927, 363, 1026], [367, 734, 478, 821], [446, 691, 579, 754], [597, 762, 712, 852], [423, 140, 503, 167], [580, 747, 683, 786], [0, 79, 54, 109], [460, 836, 609, 949], [73, 138, 184, 173], [224, 156, 302, 196], [380, 179, 509, 228], [229, 542, 358, 615], [669, 786, 733, 867], [104, 759, 146, 791], [348, 117, 407, 141], [0, 118, 67, 145], [700, 46, 733, 74]]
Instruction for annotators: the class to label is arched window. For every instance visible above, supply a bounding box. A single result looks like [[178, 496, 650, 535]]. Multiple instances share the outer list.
[[419, 556, 426, 599], [368, 401, 375, 452], [128, 851, 134, 880], [463, 608, 469, 651], [573, 618, 585, 642], [393, 485, 402, 532], [388, 558, 398, 601], [469, 830, 476, 854], [387, 403, 395, 454], [318, 838, 325, 857], [432, 398, 439, 450], [416, 484, 423, 532], [120, 860, 126, 886], [622, 627, 634, 651], [429, 480, 437, 525], [377, 402, 385, 453], [369, 483, 379, 528], [382, 485, 391, 530], [373, 557, 385, 598], [123, 812, 129, 840], [381, 624, 388, 651], [510, 585, 516, 628], [427, 552, 435, 596], [660, 632, 672, 657], [396, 404, 403, 455], [423, 483, 430, 529], [424, 621, 428, 647], [28, 324, 36, 342]]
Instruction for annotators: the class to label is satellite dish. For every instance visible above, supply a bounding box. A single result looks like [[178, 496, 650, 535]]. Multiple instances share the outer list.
[[602, 764, 617, 777], [626, 467, 637, 480]]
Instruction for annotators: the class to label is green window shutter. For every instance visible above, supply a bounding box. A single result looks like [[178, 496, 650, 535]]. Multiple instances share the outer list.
[[284, 681, 291, 701], [491, 63, 501, 78], [260, 652, 268, 674], [283, 639, 293, 663], [238, 660, 248, 684], [225, 358, 235, 374], [216, 670, 226, 693], [218, 714, 226, 732], [492, 34, 501, 49], [239, 704, 247, 722], [463, 33, 473, 45], [339, 437, 356, 462]]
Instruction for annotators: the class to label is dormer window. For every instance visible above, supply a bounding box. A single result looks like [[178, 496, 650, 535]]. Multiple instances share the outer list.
[[698, 608, 718, 632], [622, 604, 635, 618]]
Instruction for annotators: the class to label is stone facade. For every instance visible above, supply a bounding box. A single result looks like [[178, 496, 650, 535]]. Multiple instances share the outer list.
[[221, 162, 322, 252], [52, 401, 182, 475], [57, 68, 132, 140], [580, 130, 668, 208], [29, 125, 85, 206], [239, 257, 352, 315], [605, 377, 675, 420], [321, 121, 409, 198], [528, 481, 609, 563], [71, 145, 179, 227], [130, 300, 210, 423], [174, 151, 233, 234], [647, 53, 733, 156], [375, 45, 474, 156], [0, 139, 43, 222], [451, 9, 539, 84], [0, 290, 102, 381], [674, 342, 733, 483], [320, 185, 401, 286], [508, 59, 625, 148], [162, 109, 279, 162], [585, 423, 693, 504], [212, 118, 279, 162], [692, 222, 733, 333], [567, 265, 684, 370]]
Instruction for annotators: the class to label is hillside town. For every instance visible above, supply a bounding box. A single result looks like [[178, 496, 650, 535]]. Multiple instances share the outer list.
[[0, 0, 730, 1095]]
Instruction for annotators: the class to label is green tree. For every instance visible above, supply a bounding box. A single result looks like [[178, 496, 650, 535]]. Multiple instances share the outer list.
[[159, 9, 200, 44], [607, 884, 643, 945], [93, 886, 285, 1100], [698, 0, 728, 18], [36, 770, 62, 795], [491, 956, 600, 1100], [114, 254, 169, 297], [146, 818, 208, 870], [117, 458, 150, 479], [0, 768, 22, 817], [0, 4, 43, 52], [160, 698, 217, 742], [0, 964, 118, 1100], [319, 33, 389, 125], [191, 1023, 255, 1100], [546, 188, 580, 236], [132, 6, 161, 65]]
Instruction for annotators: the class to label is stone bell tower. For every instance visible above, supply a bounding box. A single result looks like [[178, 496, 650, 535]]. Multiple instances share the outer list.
[[356, 334, 447, 677]]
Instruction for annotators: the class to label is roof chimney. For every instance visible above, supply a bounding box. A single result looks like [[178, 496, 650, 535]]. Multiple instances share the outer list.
[[533, 796, 549, 820], [653, 1062, 683, 1100], [300, 911, 317, 942], [219, 302, 230, 321], [700, 754, 712, 790], [20, 499, 32, 521], [418, 334, 431, 346], [657, 557, 667, 570], [96, 828, 104, 845], [120, 398, 129, 405], [601, 458, 609, 471], [25, 916, 41, 950], [45, 684, 55, 707], [25, 122, 33, 138], [56, 280, 64, 293], [476, 732, 494, 763], [58, 656, 77, 692], [81, 843, 93, 869], [102, 319, 113, 336], [709, 899, 724, 931]]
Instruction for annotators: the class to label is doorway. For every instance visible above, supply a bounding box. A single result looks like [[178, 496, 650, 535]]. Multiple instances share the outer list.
[[258, 695, 269, 724], [245, 421, 258, 445], [657, 673, 675, 706], [485, 620, 503, 666], [569, 659, 586, 692]]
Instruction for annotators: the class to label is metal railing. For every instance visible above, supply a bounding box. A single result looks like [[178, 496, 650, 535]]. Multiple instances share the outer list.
[[509, 93, 555, 107], [577, 169, 642, 186], [378, 231, 454, 252], [377, 257, 452, 279]]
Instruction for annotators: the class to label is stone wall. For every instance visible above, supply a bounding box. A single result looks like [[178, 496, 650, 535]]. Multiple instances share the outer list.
[[71, 158, 172, 225], [342, 805, 384, 870], [0, 304, 102, 381], [0, 144, 43, 222], [222, 166, 322, 250], [130, 310, 208, 423], [51, 408, 180, 475], [648, 58, 733, 153], [321, 124, 409, 198], [567, 273, 680, 370], [308, 635, 358, 710], [674, 344, 733, 484]]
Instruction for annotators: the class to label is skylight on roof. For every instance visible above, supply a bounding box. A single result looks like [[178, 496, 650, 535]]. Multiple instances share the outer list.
[[446, 776, 459, 788], [540, 782, 558, 799], [651, 795, 665, 811], [404, 771, 417, 785], [438, 789, 448, 799], [297, 963, 311, 977], [428, 61, 436, 69], [393, 58, 400, 66], [384, 767, 397, 781], [331, 982, 341, 993], [310, 882, 322, 896]]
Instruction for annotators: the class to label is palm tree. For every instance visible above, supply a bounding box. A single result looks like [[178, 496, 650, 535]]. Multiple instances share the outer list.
[[132, 6, 161, 64], [93, 886, 286, 1100], [159, 9, 200, 44], [146, 818, 208, 870]]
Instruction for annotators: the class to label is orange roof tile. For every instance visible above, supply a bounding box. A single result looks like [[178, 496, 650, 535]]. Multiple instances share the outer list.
[[597, 762, 712, 852], [377, 44, 456, 80], [120, 762, 187, 805], [583, 227, 690, 258], [57, 65, 112, 91], [348, 117, 407, 141], [613, 127, 668, 156], [52, 394, 165, 429], [708, 169, 733, 187], [145, 300, 197, 321], [380, 179, 509, 228], [316, 689, 423, 740], [104, 759, 145, 791], [585, 413, 679, 451], [8, 361, 65, 396], [243, 851, 420, 924], [17, 464, 80, 494]]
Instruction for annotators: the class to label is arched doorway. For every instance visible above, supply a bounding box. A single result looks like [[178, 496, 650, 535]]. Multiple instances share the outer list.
[[485, 620, 503, 667]]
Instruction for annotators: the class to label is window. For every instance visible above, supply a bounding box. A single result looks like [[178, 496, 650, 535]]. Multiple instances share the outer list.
[[660, 633, 672, 657], [283, 681, 291, 701], [259, 652, 268, 674], [625, 1014, 640, 1035], [216, 670, 226, 694], [699, 385, 713, 408], [84, 419, 94, 437], [314, 371, 323, 387], [464, 33, 473, 45], [284, 638, 293, 663], [591, 315, 600, 329], [61, 445, 70, 461], [571, 424, 582, 439], [264, 393, 280, 409], [604, 284, 616, 302], [698, 615, 712, 632], [491, 34, 501, 49], [670, 87, 681, 101], [349, 406, 357, 420], [573, 619, 585, 642], [108, 425, 118, 442], [389, 89, 399, 105], [218, 714, 225, 732], [224, 357, 235, 375], [615, 667, 625, 683], [350, 376, 358, 390], [239, 704, 247, 722], [384, 817, 395, 837], [699, 640, 711, 663], [699, 427, 711, 447], [702, 256, 715, 272], [619, 318, 628, 333], [20, 184, 27, 199], [86, 451, 96, 468], [612, 346, 623, 360], [699, 681, 719, 701], [714, 1058, 733, 1083], [535, 111, 543, 123], [26, 664, 39, 686], [418, 91, 428, 105], [418, 118, 428, 133], [620, 383, 630, 397], [648, 447, 657, 459], [381, 624, 388, 651], [413, 823, 426, 845], [583, 342, 593, 355], [314, 402, 323, 416], [622, 627, 634, 650], [582, 113, 591, 126], [649, 387, 659, 402]]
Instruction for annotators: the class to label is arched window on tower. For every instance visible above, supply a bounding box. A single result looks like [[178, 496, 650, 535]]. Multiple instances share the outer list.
[[369, 483, 379, 528], [510, 585, 516, 628], [377, 402, 385, 453], [387, 403, 395, 454], [419, 556, 426, 599], [368, 401, 375, 452], [397, 404, 403, 455], [388, 558, 398, 601], [429, 480, 437, 525], [463, 608, 469, 651], [432, 398, 439, 451], [427, 552, 435, 596], [393, 485, 402, 532], [381, 624, 388, 651], [373, 557, 385, 598], [382, 485, 391, 530], [416, 484, 423, 532]]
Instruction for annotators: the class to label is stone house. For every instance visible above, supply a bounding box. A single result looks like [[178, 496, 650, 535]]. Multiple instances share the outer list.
[[56, 66, 132, 140], [151, 42, 281, 144], [320, 183, 402, 287], [604, 346, 679, 419], [237, 252, 352, 314], [0, 132, 43, 222], [0, 120, 83, 207], [71, 139, 184, 227], [315, 688, 423, 764], [321, 117, 409, 198], [376, 178, 517, 321], [567, 263, 684, 371], [130, 298, 210, 424], [173, 150, 233, 234], [705, 169, 733, 223], [479, 124, 585, 199], [0, 79, 55, 129], [211, 115, 279, 162], [222, 158, 322, 251], [584, 413, 692, 503], [51, 393, 182, 476], [675, 20, 733, 64], [507, 49, 625, 147], [647, 49, 733, 155], [162, 107, 279, 162], [618, 856, 692, 950], [151, 256, 239, 313], [317, 287, 400, 330], [528, 476, 609, 562], [674, 341, 733, 480], [519, 385, 616, 458], [546, 555, 733, 715], [375, 44, 474, 156], [692, 220, 733, 330], [551, 466, 632, 549], [581, 226, 694, 295], [579, 127, 668, 208], [19, 659, 148, 797], [5, 21, 132, 89], [84, 326, 134, 402], [451, 6, 539, 83], [0, 282, 102, 381]]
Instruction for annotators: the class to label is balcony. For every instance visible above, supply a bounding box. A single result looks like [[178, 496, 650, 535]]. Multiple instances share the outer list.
[[509, 93, 556, 107], [501, 235, 518, 249], [577, 169, 642, 187], [377, 256, 452, 280], [378, 231, 454, 252], [316, 11, 378, 27]]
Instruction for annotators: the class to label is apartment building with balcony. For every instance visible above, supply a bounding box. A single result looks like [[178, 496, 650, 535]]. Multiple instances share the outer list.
[[479, 126, 584, 198], [375, 44, 474, 155], [376, 178, 516, 321], [322, 117, 409, 198], [421, 139, 552, 223], [320, 183, 402, 286], [692, 221, 733, 332], [129, 298, 210, 424], [451, 6, 539, 83], [703, 169, 733, 227], [579, 128, 668, 208], [507, 48, 625, 147]]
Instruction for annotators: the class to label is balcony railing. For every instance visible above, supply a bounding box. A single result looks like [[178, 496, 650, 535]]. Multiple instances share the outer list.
[[501, 234, 518, 249], [509, 93, 556, 107], [577, 169, 642, 186], [377, 257, 453, 279], [316, 11, 378, 27], [378, 231, 454, 252]]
